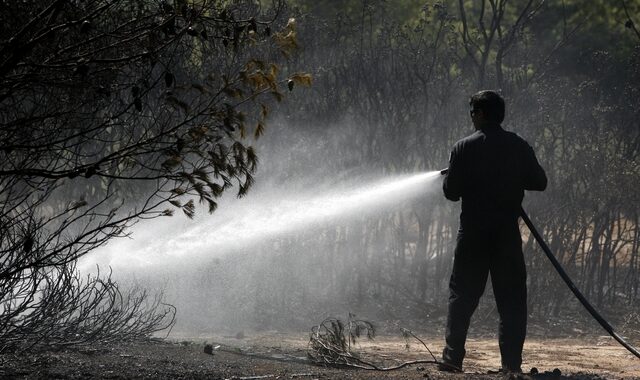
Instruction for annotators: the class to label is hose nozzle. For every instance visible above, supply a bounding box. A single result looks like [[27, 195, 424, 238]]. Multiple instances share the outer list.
[[440, 168, 449, 175]]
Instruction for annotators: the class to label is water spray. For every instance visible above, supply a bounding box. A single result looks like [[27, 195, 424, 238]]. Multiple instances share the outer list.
[[84, 170, 444, 270], [440, 168, 640, 359]]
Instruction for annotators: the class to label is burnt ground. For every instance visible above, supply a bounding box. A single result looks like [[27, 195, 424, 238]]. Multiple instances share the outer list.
[[0, 332, 638, 379]]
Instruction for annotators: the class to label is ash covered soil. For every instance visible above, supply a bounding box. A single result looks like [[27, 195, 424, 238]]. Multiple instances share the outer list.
[[1, 332, 638, 379]]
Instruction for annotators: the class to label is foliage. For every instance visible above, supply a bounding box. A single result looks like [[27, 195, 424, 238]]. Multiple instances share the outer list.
[[290, 0, 426, 25], [0, 0, 310, 271], [0, 0, 309, 348]]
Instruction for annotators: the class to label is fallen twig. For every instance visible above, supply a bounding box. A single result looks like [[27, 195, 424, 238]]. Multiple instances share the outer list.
[[401, 328, 437, 361]]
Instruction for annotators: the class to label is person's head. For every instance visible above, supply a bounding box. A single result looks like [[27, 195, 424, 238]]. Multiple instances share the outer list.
[[469, 90, 505, 129]]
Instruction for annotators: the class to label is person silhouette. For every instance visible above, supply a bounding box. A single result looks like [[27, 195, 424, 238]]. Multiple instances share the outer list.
[[440, 90, 547, 373]]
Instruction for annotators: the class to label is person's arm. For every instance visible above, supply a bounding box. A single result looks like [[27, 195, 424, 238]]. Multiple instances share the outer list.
[[443, 143, 463, 201], [522, 143, 547, 191]]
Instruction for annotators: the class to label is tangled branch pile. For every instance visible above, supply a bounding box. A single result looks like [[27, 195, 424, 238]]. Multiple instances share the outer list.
[[307, 316, 376, 368], [0, 263, 175, 353], [308, 316, 449, 371]]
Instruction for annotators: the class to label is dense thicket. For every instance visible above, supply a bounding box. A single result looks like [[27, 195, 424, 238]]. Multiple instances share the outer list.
[[0, 0, 307, 350]]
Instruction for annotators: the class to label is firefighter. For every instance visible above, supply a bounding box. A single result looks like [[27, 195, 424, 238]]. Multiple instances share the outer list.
[[440, 90, 547, 373]]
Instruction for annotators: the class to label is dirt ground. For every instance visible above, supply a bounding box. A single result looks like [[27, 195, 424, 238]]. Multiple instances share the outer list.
[[1, 332, 638, 379]]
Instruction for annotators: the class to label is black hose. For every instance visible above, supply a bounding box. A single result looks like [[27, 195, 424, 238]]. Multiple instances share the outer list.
[[520, 208, 640, 359], [439, 168, 639, 358]]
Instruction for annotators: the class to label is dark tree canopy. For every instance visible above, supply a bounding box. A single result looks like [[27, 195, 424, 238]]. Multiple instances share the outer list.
[[0, 0, 310, 350], [0, 0, 311, 271]]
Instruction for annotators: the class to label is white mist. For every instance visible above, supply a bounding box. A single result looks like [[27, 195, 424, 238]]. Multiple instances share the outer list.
[[80, 171, 443, 271]]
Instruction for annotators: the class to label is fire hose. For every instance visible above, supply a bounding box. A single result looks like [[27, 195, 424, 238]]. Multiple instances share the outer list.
[[439, 168, 640, 359]]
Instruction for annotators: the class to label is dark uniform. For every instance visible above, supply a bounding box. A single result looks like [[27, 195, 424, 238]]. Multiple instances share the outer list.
[[442, 125, 547, 370]]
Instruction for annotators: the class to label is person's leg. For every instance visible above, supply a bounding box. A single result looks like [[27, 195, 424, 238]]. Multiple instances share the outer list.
[[442, 233, 489, 369], [490, 230, 527, 371]]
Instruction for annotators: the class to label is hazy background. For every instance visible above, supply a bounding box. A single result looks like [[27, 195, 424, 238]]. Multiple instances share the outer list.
[[3, 0, 639, 345], [86, 0, 640, 338]]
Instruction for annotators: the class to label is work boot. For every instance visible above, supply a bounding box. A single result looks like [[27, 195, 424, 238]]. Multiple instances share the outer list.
[[498, 366, 522, 374], [437, 360, 462, 373], [440, 347, 464, 373]]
